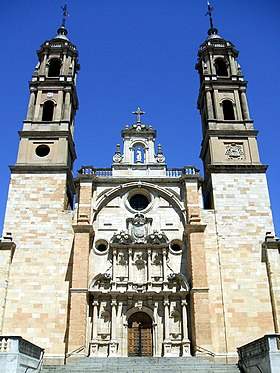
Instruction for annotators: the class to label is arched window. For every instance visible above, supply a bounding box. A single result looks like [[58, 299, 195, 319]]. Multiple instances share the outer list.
[[48, 59, 61, 77], [42, 101, 54, 121], [222, 100, 235, 120], [215, 58, 228, 77]]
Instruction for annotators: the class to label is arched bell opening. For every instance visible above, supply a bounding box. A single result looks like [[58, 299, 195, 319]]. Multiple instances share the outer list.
[[42, 100, 55, 121], [222, 100, 235, 120], [127, 312, 153, 357], [48, 58, 62, 77], [214, 58, 228, 77]]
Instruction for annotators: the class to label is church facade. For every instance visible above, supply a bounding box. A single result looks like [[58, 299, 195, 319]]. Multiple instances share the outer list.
[[0, 19, 279, 366]]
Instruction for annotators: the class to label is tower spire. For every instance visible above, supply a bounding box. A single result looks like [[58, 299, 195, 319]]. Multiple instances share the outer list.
[[56, 4, 69, 39], [206, 1, 218, 36], [61, 4, 69, 28]]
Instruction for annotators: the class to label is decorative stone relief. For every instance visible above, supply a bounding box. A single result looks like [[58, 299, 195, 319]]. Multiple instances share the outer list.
[[112, 152, 122, 163], [127, 213, 152, 244], [156, 144, 166, 163], [111, 231, 133, 245], [147, 231, 168, 245], [225, 142, 245, 160], [118, 252, 127, 265], [112, 144, 123, 163], [156, 153, 166, 163]]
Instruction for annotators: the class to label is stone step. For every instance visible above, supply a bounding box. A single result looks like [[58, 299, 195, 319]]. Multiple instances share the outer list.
[[42, 357, 240, 373]]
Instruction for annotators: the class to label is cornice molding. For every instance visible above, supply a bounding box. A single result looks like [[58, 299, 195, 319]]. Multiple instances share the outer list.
[[207, 164, 268, 174]]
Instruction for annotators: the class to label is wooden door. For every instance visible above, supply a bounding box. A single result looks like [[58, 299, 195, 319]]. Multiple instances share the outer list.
[[128, 312, 153, 356]]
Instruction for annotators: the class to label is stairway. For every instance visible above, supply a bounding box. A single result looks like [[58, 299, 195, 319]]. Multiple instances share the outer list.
[[42, 357, 240, 373]]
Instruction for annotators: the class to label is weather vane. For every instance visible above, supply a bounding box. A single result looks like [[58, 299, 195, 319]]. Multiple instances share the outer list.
[[61, 4, 69, 28], [132, 107, 145, 123], [206, 1, 214, 30]]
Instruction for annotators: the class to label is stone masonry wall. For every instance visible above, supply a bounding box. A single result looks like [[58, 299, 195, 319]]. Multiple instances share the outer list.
[[203, 173, 275, 357], [0, 173, 74, 361]]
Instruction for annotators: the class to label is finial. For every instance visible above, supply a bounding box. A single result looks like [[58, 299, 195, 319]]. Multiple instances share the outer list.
[[206, 1, 218, 35], [132, 107, 145, 123], [157, 144, 163, 154]]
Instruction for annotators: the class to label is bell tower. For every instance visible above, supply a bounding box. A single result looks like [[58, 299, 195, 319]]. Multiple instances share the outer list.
[[196, 9, 265, 207], [195, 5, 275, 357], [1, 16, 80, 363], [14, 20, 79, 206]]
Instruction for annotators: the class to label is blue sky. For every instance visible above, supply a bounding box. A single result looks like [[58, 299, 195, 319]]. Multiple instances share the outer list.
[[0, 0, 279, 235]]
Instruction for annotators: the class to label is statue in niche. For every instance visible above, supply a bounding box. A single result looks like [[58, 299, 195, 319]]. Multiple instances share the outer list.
[[136, 149, 142, 162], [134, 145, 145, 164]]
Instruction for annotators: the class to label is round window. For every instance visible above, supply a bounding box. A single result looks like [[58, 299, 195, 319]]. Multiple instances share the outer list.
[[35, 144, 50, 157], [129, 194, 150, 211], [170, 240, 182, 254], [95, 240, 108, 254]]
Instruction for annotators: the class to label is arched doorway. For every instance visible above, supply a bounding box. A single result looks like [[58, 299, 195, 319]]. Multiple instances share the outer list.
[[128, 312, 153, 357]]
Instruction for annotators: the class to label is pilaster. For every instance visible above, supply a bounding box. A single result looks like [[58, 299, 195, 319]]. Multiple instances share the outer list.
[[184, 180, 213, 354], [262, 234, 280, 333]]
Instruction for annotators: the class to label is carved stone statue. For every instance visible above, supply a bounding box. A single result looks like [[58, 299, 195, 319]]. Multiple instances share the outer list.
[[136, 149, 142, 163]]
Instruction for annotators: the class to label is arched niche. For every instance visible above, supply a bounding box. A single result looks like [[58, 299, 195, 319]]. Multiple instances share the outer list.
[[132, 142, 146, 164]]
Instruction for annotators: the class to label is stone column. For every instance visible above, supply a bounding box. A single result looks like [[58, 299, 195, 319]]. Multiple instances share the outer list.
[[163, 296, 171, 356], [184, 179, 213, 355], [128, 249, 133, 285], [147, 249, 151, 282], [181, 299, 191, 356], [90, 299, 99, 357], [164, 297, 170, 341], [109, 299, 118, 356], [213, 89, 220, 119], [240, 91, 250, 120], [229, 54, 236, 75], [55, 91, 64, 121], [63, 91, 71, 121], [34, 90, 42, 121], [92, 300, 99, 340], [206, 90, 214, 119], [162, 249, 167, 282], [26, 92, 36, 121], [39, 54, 47, 75], [153, 301, 158, 356], [112, 249, 117, 282]]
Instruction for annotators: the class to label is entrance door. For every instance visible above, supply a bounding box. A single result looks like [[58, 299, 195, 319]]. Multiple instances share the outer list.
[[128, 312, 153, 357]]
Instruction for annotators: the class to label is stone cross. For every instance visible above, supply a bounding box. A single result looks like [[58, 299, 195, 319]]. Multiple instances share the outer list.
[[132, 107, 145, 123]]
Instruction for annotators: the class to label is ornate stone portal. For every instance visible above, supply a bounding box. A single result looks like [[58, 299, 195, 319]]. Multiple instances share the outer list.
[[89, 209, 190, 357]]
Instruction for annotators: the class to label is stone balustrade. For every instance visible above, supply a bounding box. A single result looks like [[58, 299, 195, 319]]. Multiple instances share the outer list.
[[0, 336, 44, 373], [78, 166, 199, 178], [238, 334, 280, 373]]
